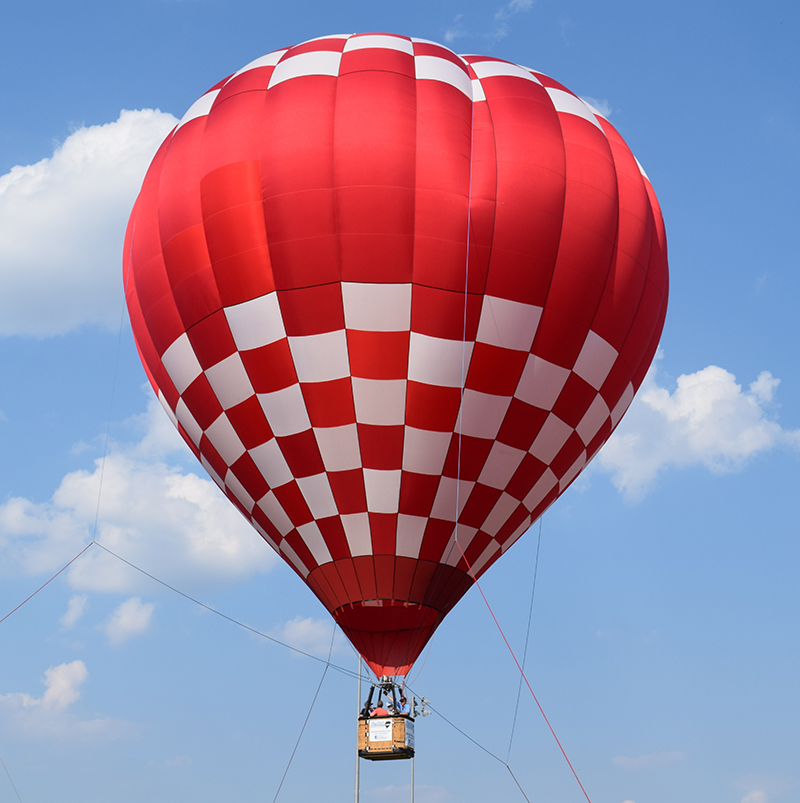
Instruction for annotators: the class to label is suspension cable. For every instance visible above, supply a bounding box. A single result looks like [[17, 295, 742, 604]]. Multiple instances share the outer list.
[[507, 517, 544, 762]]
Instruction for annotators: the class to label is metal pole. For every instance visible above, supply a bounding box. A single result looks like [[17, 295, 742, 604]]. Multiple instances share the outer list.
[[355, 656, 361, 803], [410, 755, 414, 803]]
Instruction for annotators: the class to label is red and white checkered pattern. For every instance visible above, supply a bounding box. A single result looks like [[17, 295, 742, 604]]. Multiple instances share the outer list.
[[124, 33, 668, 676]]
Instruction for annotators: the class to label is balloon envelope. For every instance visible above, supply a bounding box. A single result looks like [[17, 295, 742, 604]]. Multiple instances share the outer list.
[[124, 33, 668, 677]]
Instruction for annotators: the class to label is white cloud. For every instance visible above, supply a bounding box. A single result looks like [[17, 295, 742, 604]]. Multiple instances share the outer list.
[[0, 108, 177, 337], [444, 14, 467, 44], [597, 361, 800, 500], [613, 750, 686, 769], [271, 616, 345, 657], [736, 773, 794, 803], [491, 0, 535, 42], [0, 660, 129, 739], [368, 785, 450, 803], [0, 395, 278, 593], [60, 594, 89, 628], [102, 596, 154, 646]]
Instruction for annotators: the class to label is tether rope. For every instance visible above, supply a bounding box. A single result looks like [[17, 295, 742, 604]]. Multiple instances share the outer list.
[[0, 542, 95, 625], [451, 538, 593, 803], [272, 626, 336, 802], [507, 517, 544, 762], [0, 750, 24, 803], [1, 538, 532, 796]]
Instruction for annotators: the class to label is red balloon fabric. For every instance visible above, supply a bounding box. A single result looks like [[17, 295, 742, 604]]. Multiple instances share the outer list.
[[124, 33, 668, 677]]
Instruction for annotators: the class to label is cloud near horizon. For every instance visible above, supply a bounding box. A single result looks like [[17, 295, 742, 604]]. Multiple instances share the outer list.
[[597, 362, 800, 500], [0, 395, 278, 593], [0, 660, 129, 740], [0, 108, 177, 337]]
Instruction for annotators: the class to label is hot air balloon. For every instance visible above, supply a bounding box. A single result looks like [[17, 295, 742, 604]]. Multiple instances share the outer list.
[[123, 33, 668, 680]]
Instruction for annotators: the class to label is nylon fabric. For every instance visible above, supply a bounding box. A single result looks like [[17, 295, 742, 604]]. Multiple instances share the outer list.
[[124, 33, 669, 677]]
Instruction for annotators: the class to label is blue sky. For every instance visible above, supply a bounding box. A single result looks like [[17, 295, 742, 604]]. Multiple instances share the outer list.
[[1, 1, 799, 802]]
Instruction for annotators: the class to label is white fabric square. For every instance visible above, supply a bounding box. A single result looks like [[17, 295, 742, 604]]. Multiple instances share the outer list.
[[280, 541, 309, 578], [415, 55, 472, 98], [471, 78, 486, 102], [176, 90, 219, 130], [342, 282, 412, 332], [402, 427, 451, 475], [258, 385, 311, 436], [200, 454, 224, 489], [249, 438, 293, 489], [232, 50, 288, 78], [430, 477, 474, 522], [477, 442, 527, 489], [610, 382, 635, 428], [288, 331, 349, 383], [204, 413, 246, 465], [408, 333, 472, 388], [476, 296, 542, 352], [343, 34, 414, 54], [442, 525, 478, 566], [515, 354, 571, 410], [162, 333, 202, 394], [296, 474, 338, 519], [224, 469, 255, 513], [297, 521, 332, 565], [469, 60, 542, 85], [257, 491, 294, 536], [458, 389, 511, 439], [559, 451, 586, 491], [529, 413, 573, 464], [205, 353, 255, 410], [352, 378, 406, 425], [396, 515, 427, 559], [341, 513, 372, 557], [314, 424, 362, 472], [481, 492, 519, 537], [157, 390, 178, 428], [522, 468, 558, 514], [546, 88, 604, 132], [174, 398, 202, 446], [573, 330, 618, 391], [576, 395, 610, 445], [268, 50, 343, 88], [225, 293, 285, 351], [470, 541, 501, 575], [363, 469, 401, 514]]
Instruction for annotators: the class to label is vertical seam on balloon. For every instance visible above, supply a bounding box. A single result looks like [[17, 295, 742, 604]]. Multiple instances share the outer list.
[[331, 38, 372, 606], [524, 73, 570, 367], [392, 57, 480, 677], [453, 66, 477, 555]]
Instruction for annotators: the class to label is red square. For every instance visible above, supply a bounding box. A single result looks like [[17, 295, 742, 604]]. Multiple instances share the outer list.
[[186, 309, 237, 370], [442, 435, 492, 481], [405, 381, 462, 431], [225, 397, 273, 450], [466, 343, 527, 396], [240, 340, 297, 393], [410, 285, 481, 340], [229, 451, 269, 501], [181, 374, 223, 430], [358, 424, 404, 470], [301, 378, 356, 427], [277, 430, 324, 478], [496, 398, 549, 451], [277, 284, 344, 335], [328, 470, 367, 514], [398, 472, 439, 517], [347, 330, 409, 380], [273, 481, 313, 526]]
